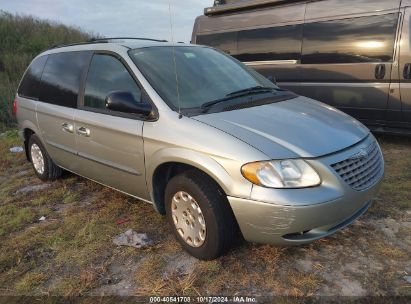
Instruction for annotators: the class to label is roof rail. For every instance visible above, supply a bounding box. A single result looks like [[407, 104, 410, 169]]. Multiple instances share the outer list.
[[48, 40, 107, 50], [204, 0, 308, 15], [89, 37, 168, 43], [47, 37, 168, 51]]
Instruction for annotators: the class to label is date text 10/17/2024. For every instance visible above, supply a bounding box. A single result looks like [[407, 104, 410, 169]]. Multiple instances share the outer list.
[[149, 296, 257, 303]]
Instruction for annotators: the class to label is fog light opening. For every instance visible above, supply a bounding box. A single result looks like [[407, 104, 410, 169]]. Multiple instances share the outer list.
[[282, 230, 311, 239]]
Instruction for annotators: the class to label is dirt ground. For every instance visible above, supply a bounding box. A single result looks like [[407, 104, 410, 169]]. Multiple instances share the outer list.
[[0, 130, 410, 299]]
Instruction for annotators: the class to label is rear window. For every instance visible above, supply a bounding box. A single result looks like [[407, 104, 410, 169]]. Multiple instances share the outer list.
[[39, 51, 91, 108], [302, 13, 399, 64], [18, 55, 48, 100]]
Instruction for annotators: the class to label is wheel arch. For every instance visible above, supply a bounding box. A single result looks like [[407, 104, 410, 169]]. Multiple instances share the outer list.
[[147, 148, 234, 214], [21, 120, 40, 161]]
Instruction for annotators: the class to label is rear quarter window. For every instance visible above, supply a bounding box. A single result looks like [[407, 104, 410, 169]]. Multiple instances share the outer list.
[[39, 51, 91, 108], [18, 55, 48, 100]]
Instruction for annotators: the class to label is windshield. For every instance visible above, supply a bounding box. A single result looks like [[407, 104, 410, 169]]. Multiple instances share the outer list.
[[128, 46, 280, 111]]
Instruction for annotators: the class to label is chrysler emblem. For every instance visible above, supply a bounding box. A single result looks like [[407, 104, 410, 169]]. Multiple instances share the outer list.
[[350, 148, 369, 160]]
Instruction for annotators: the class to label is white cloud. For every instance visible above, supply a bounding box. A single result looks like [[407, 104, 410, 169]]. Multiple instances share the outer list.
[[0, 0, 212, 42]]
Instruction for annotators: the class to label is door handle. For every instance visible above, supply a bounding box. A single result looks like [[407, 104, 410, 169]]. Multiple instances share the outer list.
[[375, 64, 386, 80], [62, 123, 74, 133], [404, 63, 411, 79], [77, 127, 91, 137]]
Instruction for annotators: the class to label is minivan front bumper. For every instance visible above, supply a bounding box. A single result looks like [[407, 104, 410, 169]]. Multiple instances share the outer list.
[[227, 134, 383, 246], [228, 188, 377, 246]]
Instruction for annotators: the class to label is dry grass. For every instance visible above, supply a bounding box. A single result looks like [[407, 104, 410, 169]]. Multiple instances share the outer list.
[[287, 272, 323, 296], [15, 272, 50, 293], [371, 242, 407, 259], [136, 268, 200, 296], [372, 135, 411, 216]]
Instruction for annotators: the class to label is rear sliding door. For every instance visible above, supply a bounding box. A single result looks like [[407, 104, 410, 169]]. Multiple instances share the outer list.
[[36, 51, 91, 171], [196, 25, 304, 94], [299, 12, 400, 122], [194, 3, 306, 94]]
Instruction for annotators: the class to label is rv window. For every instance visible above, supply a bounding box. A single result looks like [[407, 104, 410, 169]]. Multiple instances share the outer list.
[[302, 13, 399, 64], [236, 24, 303, 62], [196, 32, 237, 55]]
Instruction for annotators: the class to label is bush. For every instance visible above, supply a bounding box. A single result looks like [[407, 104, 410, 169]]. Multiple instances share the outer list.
[[0, 10, 97, 127]]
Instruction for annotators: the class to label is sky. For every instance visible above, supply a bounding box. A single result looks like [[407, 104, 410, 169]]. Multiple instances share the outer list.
[[0, 0, 212, 42]]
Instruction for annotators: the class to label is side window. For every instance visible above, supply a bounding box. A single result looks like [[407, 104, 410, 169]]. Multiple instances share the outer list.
[[196, 32, 237, 55], [18, 55, 48, 100], [84, 54, 142, 110], [236, 24, 303, 62], [302, 13, 399, 64], [39, 51, 91, 108]]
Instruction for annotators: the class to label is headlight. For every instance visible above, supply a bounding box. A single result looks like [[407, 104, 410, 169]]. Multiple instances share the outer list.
[[241, 159, 321, 188]]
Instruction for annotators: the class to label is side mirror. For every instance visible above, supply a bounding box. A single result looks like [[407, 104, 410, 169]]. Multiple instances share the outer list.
[[105, 91, 153, 116]]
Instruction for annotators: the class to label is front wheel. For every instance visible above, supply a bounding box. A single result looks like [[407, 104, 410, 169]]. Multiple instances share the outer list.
[[165, 171, 237, 260]]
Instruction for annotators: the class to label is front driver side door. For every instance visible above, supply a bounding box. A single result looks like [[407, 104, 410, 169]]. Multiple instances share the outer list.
[[73, 52, 150, 200]]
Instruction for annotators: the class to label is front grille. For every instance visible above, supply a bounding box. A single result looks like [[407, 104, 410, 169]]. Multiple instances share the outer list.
[[331, 141, 384, 191]]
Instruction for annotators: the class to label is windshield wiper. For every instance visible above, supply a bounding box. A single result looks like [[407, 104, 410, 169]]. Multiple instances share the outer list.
[[201, 86, 278, 110], [225, 86, 277, 97]]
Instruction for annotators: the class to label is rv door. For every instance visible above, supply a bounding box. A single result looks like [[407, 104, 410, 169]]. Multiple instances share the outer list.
[[399, 7, 411, 124]]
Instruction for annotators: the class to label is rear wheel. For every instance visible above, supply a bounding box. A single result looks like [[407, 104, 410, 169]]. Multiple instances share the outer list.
[[165, 170, 237, 260], [28, 134, 62, 181]]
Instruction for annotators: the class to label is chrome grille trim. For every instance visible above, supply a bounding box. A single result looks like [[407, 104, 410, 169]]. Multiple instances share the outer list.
[[331, 141, 384, 191]]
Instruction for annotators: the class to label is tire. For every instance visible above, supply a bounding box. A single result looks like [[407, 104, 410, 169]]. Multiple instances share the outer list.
[[28, 134, 62, 181], [165, 170, 237, 260]]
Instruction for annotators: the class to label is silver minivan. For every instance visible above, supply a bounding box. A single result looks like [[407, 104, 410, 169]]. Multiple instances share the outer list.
[[15, 38, 384, 260]]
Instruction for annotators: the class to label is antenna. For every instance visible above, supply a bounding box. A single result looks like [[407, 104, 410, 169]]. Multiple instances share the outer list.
[[168, 0, 182, 119]]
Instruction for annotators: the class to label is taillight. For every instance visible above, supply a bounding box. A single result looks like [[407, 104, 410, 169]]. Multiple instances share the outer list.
[[12, 99, 17, 116]]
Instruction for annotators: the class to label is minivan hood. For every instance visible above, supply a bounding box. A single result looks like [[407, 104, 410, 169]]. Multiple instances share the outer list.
[[192, 96, 369, 159]]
